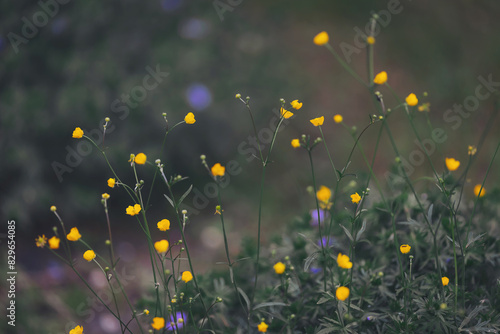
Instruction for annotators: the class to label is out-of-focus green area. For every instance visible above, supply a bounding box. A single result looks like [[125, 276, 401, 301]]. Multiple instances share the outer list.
[[1, 0, 500, 332]]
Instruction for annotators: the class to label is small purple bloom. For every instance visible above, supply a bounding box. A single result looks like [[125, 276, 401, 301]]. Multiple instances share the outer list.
[[317, 236, 335, 248], [310, 267, 322, 274], [310, 209, 329, 226], [185, 83, 212, 111], [166, 312, 187, 331]]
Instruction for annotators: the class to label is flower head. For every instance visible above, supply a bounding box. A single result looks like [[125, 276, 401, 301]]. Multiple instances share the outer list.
[[135, 153, 147, 165], [273, 262, 286, 274], [474, 184, 485, 198], [280, 107, 294, 119], [69, 325, 83, 334], [107, 178, 116, 188], [290, 100, 303, 110], [373, 71, 387, 85], [157, 219, 170, 231], [144, 309, 150, 315], [291, 139, 300, 148], [366, 36, 375, 44], [48, 236, 60, 249], [36, 235, 48, 248], [351, 192, 361, 204], [182, 271, 193, 283], [418, 102, 431, 112], [336, 286, 350, 301], [400, 244, 411, 254], [72, 127, 84, 139], [126, 204, 142, 216], [166, 312, 187, 330], [211, 163, 225, 177], [83, 250, 96, 262], [184, 112, 196, 124], [313, 31, 329, 45], [310, 116, 324, 127], [468, 145, 477, 156], [151, 317, 165, 330], [405, 93, 418, 106], [102, 193, 110, 200], [442, 276, 450, 286], [333, 114, 343, 123], [337, 253, 353, 269], [50, 206, 57, 212], [316, 185, 331, 204], [154, 240, 169, 253], [67, 227, 82, 241], [258, 321, 269, 332], [445, 158, 460, 171]]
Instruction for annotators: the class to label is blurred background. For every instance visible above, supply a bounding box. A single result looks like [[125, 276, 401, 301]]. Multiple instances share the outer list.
[[1, 0, 500, 332]]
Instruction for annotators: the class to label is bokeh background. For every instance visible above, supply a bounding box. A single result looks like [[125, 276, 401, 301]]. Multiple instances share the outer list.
[[1, 0, 500, 332]]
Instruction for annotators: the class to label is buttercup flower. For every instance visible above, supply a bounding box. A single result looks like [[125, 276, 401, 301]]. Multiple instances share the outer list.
[[280, 107, 294, 119], [468, 145, 477, 156], [366, 36, 375, 44], [182, 271, 193, 283], [291, 139, 300, 148], [258, 321, 269, 332], [157, 219, 170, 231], [313, 31, 329, 45], [405, 93, 418, 106], [337, 253, 353, 269], [69, 325, 83, 334], [107, 178, 116, 188], [154, 240, 169, 253], [333, 114, 343, 123], [144, 309, 150, 315], [48, 236, 60, 249], [316, 185, 332, 204], [211, 163, 225, 177], [351, 192, 361, 204], [126, 204, 142, 216], [373, 71, 387, 85], [72, 127, 84, 138], [83, 250, 96, 262], [67, 227, 82, 241], [445, 158, 460, 171], [50, 205, 57, 212], [400, 244, 411, 254], [442, 276, 450, 286], [36, 235, 48, 248], [474, 184, 485, 197], [418, 102, 431, 112], [102, 193, 110, 200], [273, 262, 286, 274], [135, 153, 147, 165], [151, 317, 165, 330], [310, 116, 324, 127], [290, 100, 303, 110], [184, 112, 196, 124], [336, 286, 350, 301]]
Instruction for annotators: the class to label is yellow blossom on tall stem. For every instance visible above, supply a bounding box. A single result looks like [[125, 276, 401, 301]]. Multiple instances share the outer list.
[[107, 178, 116, 188], [405, 93, 418, 106], [157, 219, 170, 231], [366, 36, 375, 44], [36, 235, 48, 248], [69, 325, 83, 334], [102, 193, 110, 200], [316, 185, 331, 204], [280, 107, 294, 119], [154, 240, 169, 253], [333, 114, 343, 123], [310, 116, 324, 127], [134, 153, 147, 165], [442, 276, 450, 286], [273, 261, 286, 274], [83, 250, 96, 262], [72, 127, 84, 138], [337, 253, 353, 269], [445, 158, 460, 171], [182, 271, 193, 283], [336, 286, 350, 301], [184, 112, 196, 124], [351, 192, 361, 204], [211, 163, 225, 177], [126, 204, 142, 216], [257, 321, 269, 332], [67, 227, 82, 241], [151, 317, 165, 330], [400, 244, 411, 254], [373, 71, 387, 85], [290, 100, 303, 110], [313, 31, 329, 45], [48, 236, 60, 249], [474, 184, 485, 197], [291, 139, 300, 148]]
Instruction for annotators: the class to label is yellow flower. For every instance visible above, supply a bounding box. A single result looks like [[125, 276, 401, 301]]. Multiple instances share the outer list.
[[72, 127, 84, 138], [313, 31, 329, 45], [474, 184, 485, 197], [182, 271, 193, 283], [333, 114, 343, 123], [67, 227, 82, 241], [291, 139, 300, 148], [154, 240, 169, 253], [48, 236, 60, 249], [400, 244, 411, 254], [144, 309, 150, 315], [405, 93, 418, 106], [258, 321, 269, 332], [36, 235, 47, 248], [135, 153, 147, 165], [50, 205, 57, 212], [69, 325, 83, 334], [157, 219, 170, 231], [211, 163, 225, 177], [337, 253, 353, 269], [273, 262, 286, 274], [373, 71, 387, 85], [83, 250, 96, 262], [351, 192, 361, 204], [102, 193, 110, 200], [442, 276, 450, 286], [107, 178, 116, 188], [468, 145, 477, 156], [366, 36, 375, 45], [316, 185, 332, 204], [280, 107, 294, 119], [126, 204, 142, 216], [151, 317, 165, 330], [184, 112, 196, 124], [445, 158, 460, 171], [418, 102, 431, 112], [290, 100, 303, 110], [310, 116, 324, 127], [336, 286, 350, 301]]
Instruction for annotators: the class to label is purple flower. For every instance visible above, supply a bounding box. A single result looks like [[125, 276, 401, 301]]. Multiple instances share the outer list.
[[310, 267, 322, 274], [310, 209, 329, 226], [317, 236, 335, 248], [166, 312, 187, 331]]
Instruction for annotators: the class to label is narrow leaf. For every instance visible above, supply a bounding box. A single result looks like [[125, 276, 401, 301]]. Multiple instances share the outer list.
[[163, 194, 175, 208], [339, 224, 354, 242], [178, 185, 193, 206]]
